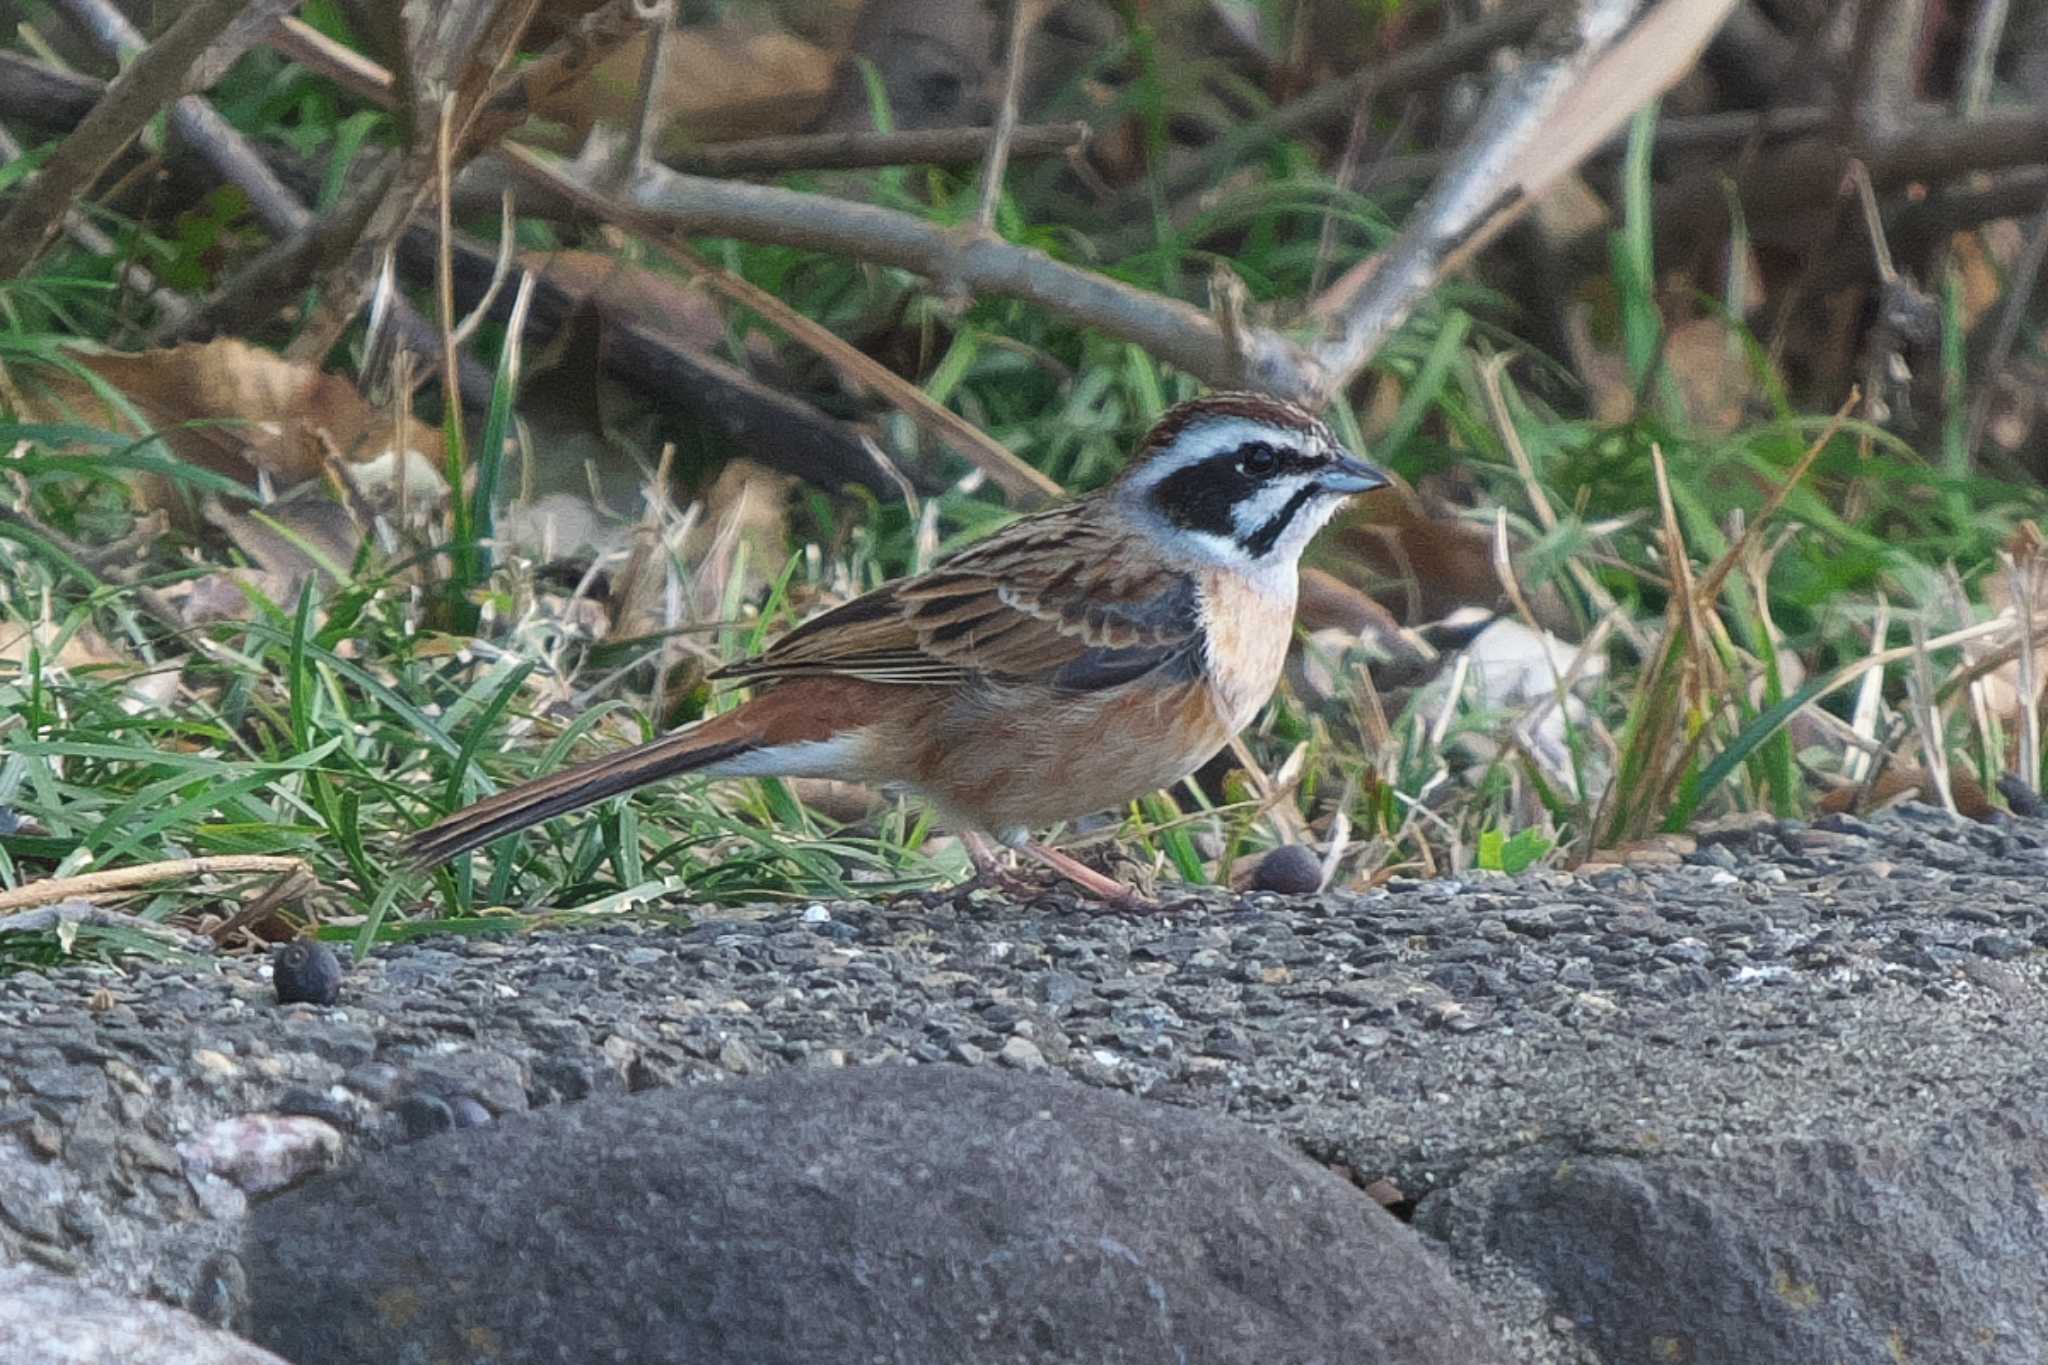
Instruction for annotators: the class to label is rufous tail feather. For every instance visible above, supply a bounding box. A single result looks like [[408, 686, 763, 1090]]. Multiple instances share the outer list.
[[403, 712, 761, 869]]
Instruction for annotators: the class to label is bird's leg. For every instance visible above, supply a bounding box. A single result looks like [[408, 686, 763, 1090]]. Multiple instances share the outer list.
[[946, 831, 1156, 911], [1021, 840, 1156, 911], [961, 829, 1008, 880]]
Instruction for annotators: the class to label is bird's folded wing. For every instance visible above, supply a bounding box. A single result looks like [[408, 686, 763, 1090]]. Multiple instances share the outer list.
[[709, 513, 1202, 690]]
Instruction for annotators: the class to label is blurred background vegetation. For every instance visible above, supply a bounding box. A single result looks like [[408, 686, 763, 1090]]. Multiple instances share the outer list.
[[2, 0, 2046, 961]]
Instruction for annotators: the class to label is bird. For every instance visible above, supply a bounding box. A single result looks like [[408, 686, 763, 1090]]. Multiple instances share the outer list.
[[403, 391, 1389, 905]]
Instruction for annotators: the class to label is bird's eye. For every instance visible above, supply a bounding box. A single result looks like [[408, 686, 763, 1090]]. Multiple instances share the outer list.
[[1239, 443, 1282, 476]]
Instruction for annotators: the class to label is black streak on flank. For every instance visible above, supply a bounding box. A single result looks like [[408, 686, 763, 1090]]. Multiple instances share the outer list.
[[1048, 638, 1202, 693]]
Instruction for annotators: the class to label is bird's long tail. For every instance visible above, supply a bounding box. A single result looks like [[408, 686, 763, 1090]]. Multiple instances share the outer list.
[[402, 686, 843, 870]]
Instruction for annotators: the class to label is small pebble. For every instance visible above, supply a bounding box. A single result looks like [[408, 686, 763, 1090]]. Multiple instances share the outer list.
[[998, 1037, 1047, 1071], [272, 941, 344, 1007], [1252, 845, 1323, 896]]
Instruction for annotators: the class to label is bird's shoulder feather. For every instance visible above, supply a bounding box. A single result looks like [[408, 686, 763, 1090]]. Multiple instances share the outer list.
[[709, 502, 1203, 690]]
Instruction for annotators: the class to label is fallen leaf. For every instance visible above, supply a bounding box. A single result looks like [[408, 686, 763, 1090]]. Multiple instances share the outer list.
[[535, 19, 838, 149], [10, 339, 444, 526]]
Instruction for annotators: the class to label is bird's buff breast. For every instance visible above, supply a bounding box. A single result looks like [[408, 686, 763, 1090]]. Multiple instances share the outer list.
[[1196, 565, 1297, 734], [867, 567, 1296, 833]]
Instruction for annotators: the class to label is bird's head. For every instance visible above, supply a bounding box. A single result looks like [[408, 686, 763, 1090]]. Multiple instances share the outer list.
[[1115, 392, 1389, 569]]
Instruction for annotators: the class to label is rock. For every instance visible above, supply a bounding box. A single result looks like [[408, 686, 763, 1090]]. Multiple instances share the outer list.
[[176, 1115, 342, 1195], [1422, 1080, 2048, 1365], [0, 1264, 290, 1364], [996, 1036, 1046, 1070], [242, 1065, 1508, 1365], [270, 941, 342, 1007], [1251, 844, 1324, 895]]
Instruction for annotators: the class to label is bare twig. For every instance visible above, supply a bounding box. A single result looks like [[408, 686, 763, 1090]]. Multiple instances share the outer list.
[[1302, 0, 1737, 408], [978, 0, 1051, 233], [0, 857, 312, 912], [153, 153, 401, 345], [47, 0, 312, 237], [289, 0, 546, 363], [1967, 183, 2048, 459], [621, 155, 1310, 399], [0, 0, 248, 277], [1656, 105, 2048, 257], [1958, 0, 2012, 119], [268, 16, 394, 104], [1702, 2, 1799, 104], [626, 0, 676, 176], [1848, 0, 1927, 148], [0, 50, 101, 130], [1308, 76, 1380, 299], [667, 121, 1090, 177], [0, 121, 188, 326], [1155, 0, 1551, 208], [472, 0, 648, 145], [502, 144, 1064, 504], [205, 868, 318, 944]]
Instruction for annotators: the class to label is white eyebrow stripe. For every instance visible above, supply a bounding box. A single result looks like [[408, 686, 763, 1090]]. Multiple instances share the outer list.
[[1124, 417, 1315, 489]]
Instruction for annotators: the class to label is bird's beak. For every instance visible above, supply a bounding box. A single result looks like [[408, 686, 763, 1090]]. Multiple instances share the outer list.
[[1319, 452, 1390, 496]]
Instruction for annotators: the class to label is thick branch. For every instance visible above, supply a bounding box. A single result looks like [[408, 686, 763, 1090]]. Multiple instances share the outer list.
[[0, 0, 249, 277], [1656, 105, 2048, 255], [623, 161, 1315, 397], [0, 51, 101, 131], [1304, 0, 1672, 407]]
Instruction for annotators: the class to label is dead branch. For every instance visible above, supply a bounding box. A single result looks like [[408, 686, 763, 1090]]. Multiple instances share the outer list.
[[267, 17, 394, 105], [471, 0, 650, 145], [48, 0, 310, 236], [0, 51, 100, 131], [1302, 0, 1733, 409], [621, 157, 1315, 397], [0, 122, 188, 328], [0, 857, 312, 913], [289, 0, 547, 364], [1847, 0, 1927, 148], [1154, 0, 1551, 208], [0, 0, 249, 277], [977, 0, 1052, 233], [666, 122, 1091, 177], [500, 144, 1065, 503]]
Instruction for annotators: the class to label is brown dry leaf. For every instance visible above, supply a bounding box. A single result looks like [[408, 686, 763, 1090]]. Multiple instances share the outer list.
[[0, 617, 129, 676], [1949, 227, 2017, 335], [531, 250, 758, 354], [678, 459, 795, 623], [1816, 766, 1995, 821], [158, 570, 304, 627], [1296, 565, 1401, 636], [534, 18, 837, 148], [0, 615, 178, 711], [1661, 315, 1754, 435], [10, 340, 444, 525], [1316, 484, 1576, 631], [1566, 304, 1757, 433], [204, 495, 364, 585]]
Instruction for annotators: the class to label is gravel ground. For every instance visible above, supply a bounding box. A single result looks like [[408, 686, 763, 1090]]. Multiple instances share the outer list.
[[3, 802, 2046, 1359]]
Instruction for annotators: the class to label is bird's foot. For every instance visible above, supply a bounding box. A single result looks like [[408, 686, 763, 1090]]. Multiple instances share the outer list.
[[927, 832, 1158, 911], [1019, 841, 1158, 912]]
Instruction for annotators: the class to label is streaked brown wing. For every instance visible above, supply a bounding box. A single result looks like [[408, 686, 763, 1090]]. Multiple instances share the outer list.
[[708, 504, 1202, 690]]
